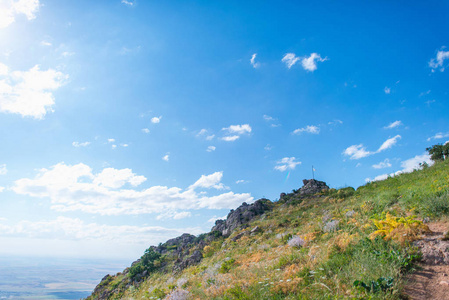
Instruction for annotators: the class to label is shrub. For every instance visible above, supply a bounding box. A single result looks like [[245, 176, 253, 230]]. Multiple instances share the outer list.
[[223, 286, 250, 300], [219, 258, 236, 273], [129, 247, 161, 279], [369, 213, 429, 244]]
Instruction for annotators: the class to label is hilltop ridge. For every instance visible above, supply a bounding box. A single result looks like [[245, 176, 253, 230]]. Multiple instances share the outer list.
[[87, 159, 449, 300]]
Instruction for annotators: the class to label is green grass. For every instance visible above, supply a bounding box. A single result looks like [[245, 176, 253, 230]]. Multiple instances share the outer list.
[[88, 160, 449, 300]]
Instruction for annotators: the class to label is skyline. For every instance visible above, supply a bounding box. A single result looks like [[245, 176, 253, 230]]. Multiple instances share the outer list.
[[0, 0, 448, 260]]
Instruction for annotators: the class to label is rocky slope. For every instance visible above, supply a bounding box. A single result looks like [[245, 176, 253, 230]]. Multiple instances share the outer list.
[[86, 161, 449, 299], [87, 179, 329, 299]]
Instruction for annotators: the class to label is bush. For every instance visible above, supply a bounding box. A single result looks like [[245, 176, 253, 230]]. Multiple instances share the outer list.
[[369, 213, 429, 244], [129, 247, 161, 279], [219, 258, 236, 273]]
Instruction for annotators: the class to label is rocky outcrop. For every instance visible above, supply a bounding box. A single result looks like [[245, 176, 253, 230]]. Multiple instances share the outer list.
[[174, 250, 203, 272], [211, 199, 272, 237], [279, 179, 329, 204], [299, 179, 329, 195]]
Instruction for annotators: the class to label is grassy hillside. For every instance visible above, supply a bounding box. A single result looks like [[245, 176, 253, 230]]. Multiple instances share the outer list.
[[88, 159, 449, 300]]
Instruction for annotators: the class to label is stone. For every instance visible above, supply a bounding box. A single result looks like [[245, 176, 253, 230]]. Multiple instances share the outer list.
[[323, 220, 340, 232], [231, 232, 246, 242], [211, 199, 272, 237], [345, 210, 355, 217], [287, 236, 306, 248], [250, 226, 261, 234], [299, 179, 329, 195]]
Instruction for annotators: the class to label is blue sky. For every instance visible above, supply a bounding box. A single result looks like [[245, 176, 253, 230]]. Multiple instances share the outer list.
[[0, 0, 448, 260]]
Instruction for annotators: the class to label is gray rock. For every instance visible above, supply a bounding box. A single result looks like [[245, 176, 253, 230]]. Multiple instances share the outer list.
[[250, 226, 261, 234], [175, 250, 203, 272], [211, 199, 272, 237], [323, 220, 340, 232], [413, 238, 449, 265], [287, 236, 306, 248], [231, 232, 246, 242], [345, 210, 355, 217], [299, 179, 329, 195]]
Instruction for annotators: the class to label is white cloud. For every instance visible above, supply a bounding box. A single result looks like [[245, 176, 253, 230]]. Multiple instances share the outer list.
[[0, 64, 68, 119], [162, 154, 169, 161], [328, 119, 343, 126], [207, 215, 227, 223], [0, 0, 39, 29], [142, 128, 150, 134], [372, 159, 392, 169], [429, 48, 449, 72], [72, 141, 90, 147], [221, 124, 251, 142], [401, 154, 433, 173], [173, 211, 191, 220], [264, 144, 272, 151], [250, 53, 260, 69], [427, 132, 449, 141], [189, 171, 226, 190], [206, 146, 216, 152], [120, 143, 128, 147], [151, 116, 161, 123], [93, 167, 146, 189], [292, 125, 320, 135], [235, 179, 248, 184], [274, 157, 301, 172], [384, 121, 402, 129], [0, 187, 4, 192], [263, 114, 274, 121], [40, 40, 51, 46], [206, 134, 215, 141], [343, 144, 372, 160], [366, 153, 433, 182], [107, 138, 115, 143], [111, 144, 117, 149], [281, 53, 300, 69], [377, 135, 401, 152], [197, 129, 208, 136], [61, 51, 75, 57], [12, 163, 253, 215], [384, 87, 391, 94], [222, 124, 252, 135], [0, 164, 7, 175], [0, 63, 8, 76], [419, 90, 431, 97], [221, 135, 240, 142], [301, 53, 328, 72], [121, 0, 135, 6], [0, 216, 202, 244], [343, 135, 401, 160], [156, 211, 192, 220]]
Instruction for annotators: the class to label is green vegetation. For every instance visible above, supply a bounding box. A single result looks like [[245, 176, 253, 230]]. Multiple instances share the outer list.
[[427, 143, 449, 161], [88, 156, 449, 300], [129, 248, 161, 279]]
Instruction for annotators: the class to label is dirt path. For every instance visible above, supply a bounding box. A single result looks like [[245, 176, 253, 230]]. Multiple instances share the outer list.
[[403, 222, 449, 300]]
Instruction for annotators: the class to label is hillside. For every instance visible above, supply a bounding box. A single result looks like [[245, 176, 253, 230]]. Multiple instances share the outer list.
[[87, 159, 449, 300]]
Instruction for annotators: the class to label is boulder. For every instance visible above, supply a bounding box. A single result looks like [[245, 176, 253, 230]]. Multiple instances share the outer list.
[[299, 179, 329, 195], [211, 199, 272, 237]]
